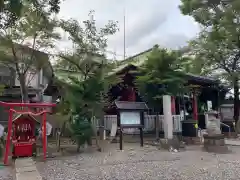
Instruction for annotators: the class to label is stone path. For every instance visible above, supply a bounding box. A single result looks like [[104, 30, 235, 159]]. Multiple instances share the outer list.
[[15, 158, 42, 180]]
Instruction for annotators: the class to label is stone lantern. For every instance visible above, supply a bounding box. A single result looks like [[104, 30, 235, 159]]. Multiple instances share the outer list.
[[203, 110, 229, 153], [205, 110, 221, 135]]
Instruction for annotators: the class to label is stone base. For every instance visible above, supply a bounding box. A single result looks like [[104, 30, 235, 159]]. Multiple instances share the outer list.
[[159, 138, 183, 150], [222, 131, 238, 138], [110, 137, 119, 143], [183, 137, 201, 145], [203, 134, 230, 153]]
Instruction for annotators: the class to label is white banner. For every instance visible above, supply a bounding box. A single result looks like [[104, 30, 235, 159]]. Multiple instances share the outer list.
[[46, 122, 52, 136], [38, 122, 52, 136]]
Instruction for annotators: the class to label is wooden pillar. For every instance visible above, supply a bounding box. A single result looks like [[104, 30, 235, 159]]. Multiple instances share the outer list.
[[192, 92, 198, 121], [128, 87, 136, 101], [4, 109, 13, 165], [171, 96, 176, 115], [119, 127, 123, 150]]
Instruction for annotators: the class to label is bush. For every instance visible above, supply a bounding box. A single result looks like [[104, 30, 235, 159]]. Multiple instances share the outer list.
[[70, 115, 93, 152]]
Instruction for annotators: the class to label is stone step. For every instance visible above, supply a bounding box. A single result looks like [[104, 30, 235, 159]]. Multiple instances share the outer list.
[[15, 158, 42, 180], [16, 171, 42, 180]]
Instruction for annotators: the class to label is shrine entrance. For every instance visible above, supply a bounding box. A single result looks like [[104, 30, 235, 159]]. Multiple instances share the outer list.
[[0, 101, 56, 165]]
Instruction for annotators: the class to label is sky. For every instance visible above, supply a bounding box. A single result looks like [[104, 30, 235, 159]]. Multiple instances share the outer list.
[[57, 0, 200, 60]]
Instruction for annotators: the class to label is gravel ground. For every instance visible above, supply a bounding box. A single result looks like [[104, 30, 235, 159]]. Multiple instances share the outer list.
[[35, 144, 240, 180]]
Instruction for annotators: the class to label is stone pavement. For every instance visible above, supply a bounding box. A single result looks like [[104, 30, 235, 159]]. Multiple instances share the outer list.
[[225, 138, 240, 146], [0, 165, 13, 180], [15, 158, 42, 180]]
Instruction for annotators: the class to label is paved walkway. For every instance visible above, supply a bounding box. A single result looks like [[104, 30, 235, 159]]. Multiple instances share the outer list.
[[225, 139, 240, 146], [15, 158, 42, 180]]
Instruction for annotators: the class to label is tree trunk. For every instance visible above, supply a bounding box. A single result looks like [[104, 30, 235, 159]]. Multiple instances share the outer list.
[[233, 78, 239, 123], [19, 74, 29, 102], [76, 141, 80, 152]]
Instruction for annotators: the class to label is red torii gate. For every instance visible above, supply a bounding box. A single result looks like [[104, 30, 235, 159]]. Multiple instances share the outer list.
[[0, 101, 56, 165]]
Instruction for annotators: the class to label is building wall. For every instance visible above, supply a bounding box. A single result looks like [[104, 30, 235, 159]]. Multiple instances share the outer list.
[[0, 66, 15, 86], [0, 64, 49, 89], [14, 68, 48, 88]]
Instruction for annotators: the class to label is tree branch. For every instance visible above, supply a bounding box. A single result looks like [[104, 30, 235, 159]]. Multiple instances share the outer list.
[[23, 33, 38, 75], [58, 54, 85, 74], [232, 50, 240, 71]]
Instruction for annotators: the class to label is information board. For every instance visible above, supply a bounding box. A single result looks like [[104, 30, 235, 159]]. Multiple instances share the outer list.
[[120, 111, 140, 125]]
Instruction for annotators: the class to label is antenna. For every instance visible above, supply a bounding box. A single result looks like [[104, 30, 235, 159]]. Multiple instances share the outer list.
[[123, 7, 126, 60]]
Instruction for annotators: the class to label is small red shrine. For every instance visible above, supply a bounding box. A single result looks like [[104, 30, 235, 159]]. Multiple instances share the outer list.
[[12, 114, 39, 158], [0, 101, 56, 165]]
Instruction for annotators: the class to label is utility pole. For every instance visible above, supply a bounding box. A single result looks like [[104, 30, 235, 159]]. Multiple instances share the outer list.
[[123, 8, 126, 60]]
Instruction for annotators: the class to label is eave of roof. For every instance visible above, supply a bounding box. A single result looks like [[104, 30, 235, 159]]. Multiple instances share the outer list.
[[109, 63, 224, 85]]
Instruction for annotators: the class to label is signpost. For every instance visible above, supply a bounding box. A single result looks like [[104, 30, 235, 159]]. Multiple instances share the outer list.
[[115, 101, 148, 150]]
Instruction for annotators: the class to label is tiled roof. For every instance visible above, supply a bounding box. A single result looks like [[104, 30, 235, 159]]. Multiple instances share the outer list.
[[115, 101, 148, 110]]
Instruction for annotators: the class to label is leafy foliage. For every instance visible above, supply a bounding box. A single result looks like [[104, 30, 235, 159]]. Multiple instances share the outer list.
[[70, 114, 93, 152], [0, 0, 62, 28], [0, 1, 60, 101], [135, 45, 187, 108], [179, 0, 240, 75], [57, 62, 117, 149], [55, 11, 118, 149], [180, 0, 240, 121], [177, 48, 212, 75], [56, 10, 118, 72]]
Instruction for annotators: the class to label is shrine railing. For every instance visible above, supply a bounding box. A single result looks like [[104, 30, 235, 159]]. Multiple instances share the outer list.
[[92, 114, 183, 133]]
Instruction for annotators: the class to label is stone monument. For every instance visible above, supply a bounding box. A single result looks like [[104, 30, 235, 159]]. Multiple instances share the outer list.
[[203, 110, 229, 153]]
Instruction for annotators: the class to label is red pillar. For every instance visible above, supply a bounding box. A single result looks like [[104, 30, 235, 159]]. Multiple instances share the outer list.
[[42, 112, 47, 160], [128, 87, 136, 101], [193, 93, 198, 121], [4, 109, 13, 165]]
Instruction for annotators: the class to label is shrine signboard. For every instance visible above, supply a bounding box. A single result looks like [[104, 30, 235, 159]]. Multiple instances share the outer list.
[[115, 101, 148, 150], [120, 111, 141, 126]]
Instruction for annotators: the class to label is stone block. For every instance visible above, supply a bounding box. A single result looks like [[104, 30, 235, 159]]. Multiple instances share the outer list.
[[203, 134, 230, 153], [159, 137, 181, 150], [16, 166, 37, 173], [15, 158, 35, 167], [16, 171, 42, 180], [183, 137, 201, 145]]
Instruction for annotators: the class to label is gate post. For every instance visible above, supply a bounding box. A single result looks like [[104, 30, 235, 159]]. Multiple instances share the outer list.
[[163, 95, 173, 140]]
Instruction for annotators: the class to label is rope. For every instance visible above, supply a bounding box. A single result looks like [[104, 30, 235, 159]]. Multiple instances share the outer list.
[[9, 108, 51, 116]]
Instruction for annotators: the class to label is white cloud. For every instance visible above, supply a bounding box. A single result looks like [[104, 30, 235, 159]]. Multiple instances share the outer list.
[[57, 0, 200, 59]]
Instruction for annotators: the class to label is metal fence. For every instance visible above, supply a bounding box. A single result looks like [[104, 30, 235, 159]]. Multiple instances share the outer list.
[[92, 114, 183, 133]]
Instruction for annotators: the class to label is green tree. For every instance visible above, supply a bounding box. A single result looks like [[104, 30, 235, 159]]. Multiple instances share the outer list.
[[136, 45, 186, 110], [180, 0, 240, 122], [178, 47, 212, 75], [0, 0, 61, 28], [55, 11, 118, 150], [0, 1, 60, 102]]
